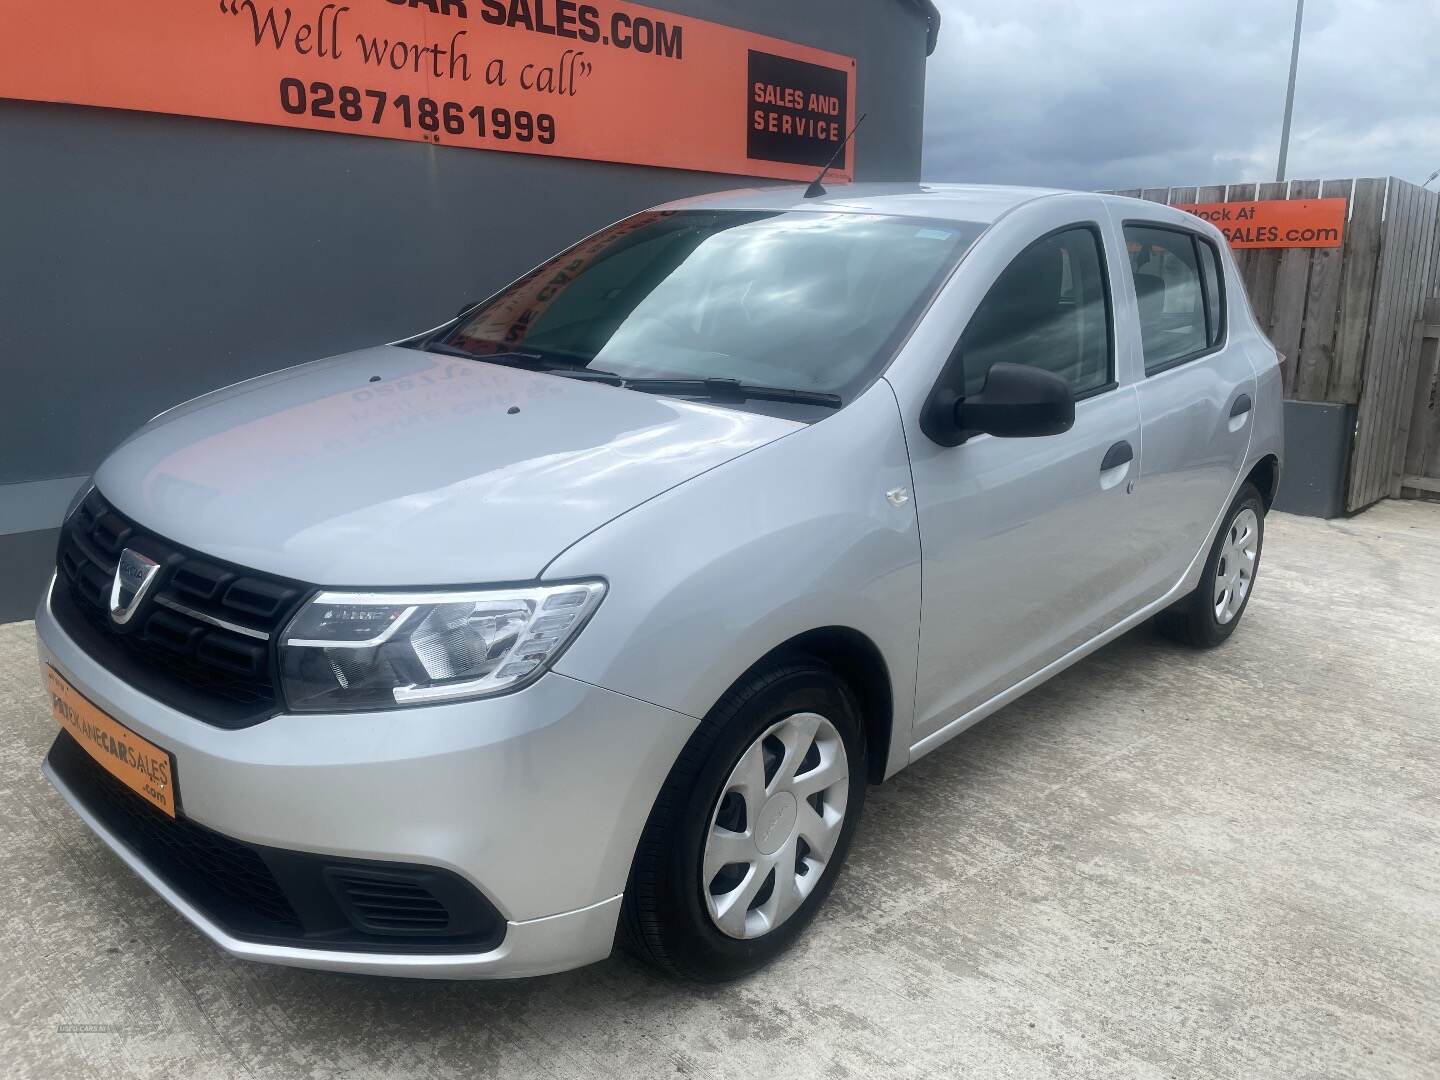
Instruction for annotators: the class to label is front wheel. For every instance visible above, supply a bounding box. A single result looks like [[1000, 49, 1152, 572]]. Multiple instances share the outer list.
[[621, 661, 867, 982], [1157, 482, 1265, 648]]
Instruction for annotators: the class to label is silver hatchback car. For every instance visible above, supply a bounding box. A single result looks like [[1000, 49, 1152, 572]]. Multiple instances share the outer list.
[[39, 184, 1281, 982]]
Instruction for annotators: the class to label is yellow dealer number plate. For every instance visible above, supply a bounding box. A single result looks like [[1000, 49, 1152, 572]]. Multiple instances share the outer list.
[[45, 666, 177, 818]]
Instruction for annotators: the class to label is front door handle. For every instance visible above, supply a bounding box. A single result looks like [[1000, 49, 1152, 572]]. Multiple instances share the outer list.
[[1101, 440, 1134, 471]]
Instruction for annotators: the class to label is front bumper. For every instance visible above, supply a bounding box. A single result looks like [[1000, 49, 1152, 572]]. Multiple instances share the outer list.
[[36, 584, 698, 978]]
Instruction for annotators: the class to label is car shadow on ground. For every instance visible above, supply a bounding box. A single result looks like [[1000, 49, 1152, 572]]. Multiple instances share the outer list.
[[172, 617, 1188, 1038]]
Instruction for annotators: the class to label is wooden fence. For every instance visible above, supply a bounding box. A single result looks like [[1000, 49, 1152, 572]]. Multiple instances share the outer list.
[[1109, 178, 1440, 512], [1402, 298, 1440, 499]]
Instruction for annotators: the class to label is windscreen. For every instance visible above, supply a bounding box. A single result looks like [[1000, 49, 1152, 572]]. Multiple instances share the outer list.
[[442, 209, 984, 405]]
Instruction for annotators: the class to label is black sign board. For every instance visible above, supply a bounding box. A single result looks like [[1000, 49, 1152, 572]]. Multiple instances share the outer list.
[[746, 50, 850, 169]]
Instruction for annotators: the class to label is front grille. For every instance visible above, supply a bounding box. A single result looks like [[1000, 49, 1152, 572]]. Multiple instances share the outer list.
[[54, 489, 308, 727], [49, 731, 507, 953]]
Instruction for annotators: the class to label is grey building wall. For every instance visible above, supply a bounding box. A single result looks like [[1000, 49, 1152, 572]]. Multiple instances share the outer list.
[[0, 0, 932, 620]]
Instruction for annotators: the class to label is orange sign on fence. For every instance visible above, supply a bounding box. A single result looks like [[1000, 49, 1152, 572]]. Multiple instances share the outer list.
[[0, 0, 855, 182], [1174, 198, 1347, 249]]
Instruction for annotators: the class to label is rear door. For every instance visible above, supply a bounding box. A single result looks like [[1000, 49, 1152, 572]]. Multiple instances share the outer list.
[[1113, 218, 1256, 603]]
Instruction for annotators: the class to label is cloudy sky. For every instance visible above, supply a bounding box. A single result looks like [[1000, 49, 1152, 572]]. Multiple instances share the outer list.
[[922, 0, 1440, 191]]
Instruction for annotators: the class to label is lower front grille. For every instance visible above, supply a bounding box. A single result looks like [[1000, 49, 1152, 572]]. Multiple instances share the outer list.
[[51, 728, 300, 934], [49, 730, 506, 953]]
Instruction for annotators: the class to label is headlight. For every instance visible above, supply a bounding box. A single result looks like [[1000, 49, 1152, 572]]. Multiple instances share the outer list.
[[278, 580, 605, 712]]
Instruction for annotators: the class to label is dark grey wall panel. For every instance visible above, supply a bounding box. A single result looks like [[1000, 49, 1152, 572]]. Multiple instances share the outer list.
[[0, 529, 59, 623], [1273, 401, 1355, 519], [0, 0, 927, 488]]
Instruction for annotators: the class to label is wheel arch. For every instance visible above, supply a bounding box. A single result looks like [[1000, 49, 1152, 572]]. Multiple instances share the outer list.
[[1245, 453, 1281, 511], [728, 626, 896, 784]]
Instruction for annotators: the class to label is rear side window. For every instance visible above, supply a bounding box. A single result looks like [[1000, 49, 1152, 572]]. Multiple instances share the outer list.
[[1124, 224, 1224, 373], [1197, 238, 1226, 346], [958, 226, 1112, 398]]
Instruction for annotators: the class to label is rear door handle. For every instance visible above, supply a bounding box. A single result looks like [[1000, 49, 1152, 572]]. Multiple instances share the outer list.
[[1099, 440, 1133, 490], [1101, 440, 1134, 470], [1228, 393, 1253, 432]]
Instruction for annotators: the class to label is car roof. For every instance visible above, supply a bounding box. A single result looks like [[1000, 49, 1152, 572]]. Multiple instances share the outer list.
[[655, 183, 1217, 235], [655, 182, 1070, 225]]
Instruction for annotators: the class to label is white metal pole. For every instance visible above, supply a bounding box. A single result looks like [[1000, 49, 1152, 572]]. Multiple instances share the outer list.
[[1276, 0, 1305, 182]]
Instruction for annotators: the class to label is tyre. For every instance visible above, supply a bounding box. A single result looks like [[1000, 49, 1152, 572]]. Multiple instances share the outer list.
[[1157, 482, 1265, 648], [621, 659, 867, 982]]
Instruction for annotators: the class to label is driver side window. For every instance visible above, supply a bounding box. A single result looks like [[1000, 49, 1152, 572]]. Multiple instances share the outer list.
[[958, 226, 1113, 398]]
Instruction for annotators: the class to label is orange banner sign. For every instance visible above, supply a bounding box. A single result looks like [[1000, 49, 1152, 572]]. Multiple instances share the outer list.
[[1174, 198, 1347, 249], [0, 0, 856, 182]]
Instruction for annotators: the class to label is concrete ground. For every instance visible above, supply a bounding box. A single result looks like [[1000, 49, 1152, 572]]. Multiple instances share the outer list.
[[2, 502, 1437, 1079]]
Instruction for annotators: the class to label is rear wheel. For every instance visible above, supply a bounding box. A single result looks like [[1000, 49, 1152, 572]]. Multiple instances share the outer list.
[[621, 661, 866, 982], [1157, 482, 1265, 648]]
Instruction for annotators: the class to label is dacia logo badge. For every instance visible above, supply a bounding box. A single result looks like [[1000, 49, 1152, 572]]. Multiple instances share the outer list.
[[110, 548, 161, 625]]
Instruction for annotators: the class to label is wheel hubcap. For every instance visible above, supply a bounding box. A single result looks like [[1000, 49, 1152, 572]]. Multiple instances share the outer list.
[[1214, 507, 1259, 624], [754, 792, 798, 855], [701, 711, 849, 940]]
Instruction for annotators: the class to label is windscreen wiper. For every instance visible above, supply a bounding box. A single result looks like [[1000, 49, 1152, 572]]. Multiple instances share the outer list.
[[421, 342, 547, 364], [421, 345, 841, 408], [516, 368, 839, 407], [422, 342, 609, 375], [615, 377, 842, 409], [422, 342, 635, 383]]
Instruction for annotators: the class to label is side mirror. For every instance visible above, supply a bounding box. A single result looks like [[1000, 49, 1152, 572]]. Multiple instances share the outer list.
[[921, 362, 1076, 447]]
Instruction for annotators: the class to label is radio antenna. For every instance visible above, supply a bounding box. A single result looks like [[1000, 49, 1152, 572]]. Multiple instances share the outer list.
[[803, 112, 866, 199]]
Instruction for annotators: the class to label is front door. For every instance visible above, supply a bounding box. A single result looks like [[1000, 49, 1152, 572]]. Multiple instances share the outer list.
[[899, 212, 1147, 743]]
